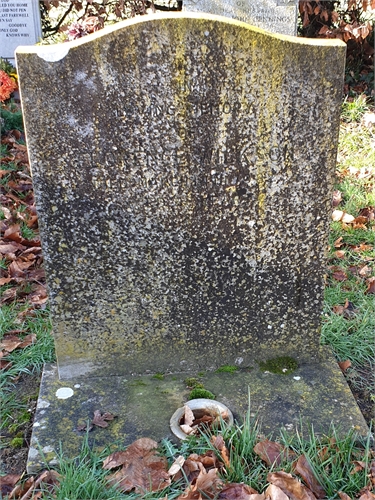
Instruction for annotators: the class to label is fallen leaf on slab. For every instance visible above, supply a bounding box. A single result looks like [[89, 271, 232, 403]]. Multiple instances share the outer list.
[[338, 360, 352, 372], [76, 422, 93, 432], [293, 454, 326, 498], [92, 410, 115, 428], [332, 210, 355, 223], [254, 439, 290, 466], [219, 482, 259, 499], [265, 483, 290, 500], [104, 438, 170, 493], [267, 471, 317, 500]]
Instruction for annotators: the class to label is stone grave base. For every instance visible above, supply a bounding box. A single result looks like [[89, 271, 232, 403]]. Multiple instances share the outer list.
[[27, 347, 369, 473]]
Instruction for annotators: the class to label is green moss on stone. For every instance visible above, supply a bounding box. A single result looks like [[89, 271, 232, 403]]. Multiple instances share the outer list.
[[10, 437, 24, 448], [259, 356, 298, 375], [152, 373, 164, 380], [216, 365, 238, 373], [129, 380, 147, 386], [184, 377, 204, 389], [189, 388, 215, 400]]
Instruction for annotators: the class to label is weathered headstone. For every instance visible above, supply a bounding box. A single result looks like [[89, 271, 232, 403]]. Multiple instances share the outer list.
[[182, 0, 298, 35], [1, 0, 42, 62], [16, 13, 368, 473]]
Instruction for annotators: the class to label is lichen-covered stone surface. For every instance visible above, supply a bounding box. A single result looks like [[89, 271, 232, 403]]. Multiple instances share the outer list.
[[27, 349, 369, 473], [16, 14, 346, 379], [182, 0, 298, 35]]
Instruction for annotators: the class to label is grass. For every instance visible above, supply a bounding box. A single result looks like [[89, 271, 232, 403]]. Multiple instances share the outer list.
[[321, 95, 375, 397], [0, 305, 54, 431], [35, 411, 373, 499]]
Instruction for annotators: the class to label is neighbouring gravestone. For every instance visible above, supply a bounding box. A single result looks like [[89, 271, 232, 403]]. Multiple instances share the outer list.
[[16, 13, 368, 473], [182, 0, 298, 35], [0, 0, 42, 63]]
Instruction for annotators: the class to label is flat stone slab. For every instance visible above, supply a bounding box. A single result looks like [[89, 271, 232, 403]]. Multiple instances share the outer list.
[[28, 347, 369, 473]]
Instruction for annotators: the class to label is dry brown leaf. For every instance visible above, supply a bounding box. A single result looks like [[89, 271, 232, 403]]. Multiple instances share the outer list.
[[332, 190, 342, 207], [332, 210, 355, 223], [338, 360, 352, 372], [254, 439, 289, 466], [359, 206, 374, 221], [181, 424, 195, 435], [338, 492, 352, 500], [8, 476, 34, 499], [334, 250, 345, 259], [350, 460, 367, 474], [359, 492, 375, 500], [334, 237, 344, 248], [332, 305, 345, 315], [168, 455, 185, 476], [0, 359, 13, 370], [178, 468, 222, 500], [0, 287, 17, 303], [332, 270, 347, 282], [211, 435, 230, 468], [365, 277, 375, 294], [0, 277, 13, 285], [92, 410, 115, 428], [219, 482, 259, 499], [265, 484, 290, 500], [358, 265, 371, 277], [0, 473, 21, 497], [293, 455, 326, 498], [267, 471, 317, 500], [0, 335, 24, 353], [104, 438, 170, 493], [184, 405, 195, 426], [369, 461, 375, 485]]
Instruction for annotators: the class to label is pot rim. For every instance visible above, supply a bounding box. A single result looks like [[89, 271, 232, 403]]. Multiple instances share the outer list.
[[170, 398, 234, 440]]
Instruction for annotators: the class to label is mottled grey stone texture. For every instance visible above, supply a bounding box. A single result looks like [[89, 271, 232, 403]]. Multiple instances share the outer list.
[[16, 14, 346, 379], [182, 0, 298, 35]]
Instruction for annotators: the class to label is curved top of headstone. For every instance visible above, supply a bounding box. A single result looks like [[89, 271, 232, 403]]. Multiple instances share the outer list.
[[16, 11, 345, 61]]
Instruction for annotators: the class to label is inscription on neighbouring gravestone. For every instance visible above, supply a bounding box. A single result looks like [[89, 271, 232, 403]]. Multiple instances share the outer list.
[[1, 0, 42, 62], [16, 14, 346, 380], [182, 0, 298, 35]]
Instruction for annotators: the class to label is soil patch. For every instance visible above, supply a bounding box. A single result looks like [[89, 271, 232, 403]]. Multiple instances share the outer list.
[[0, 373, 41, 475]]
